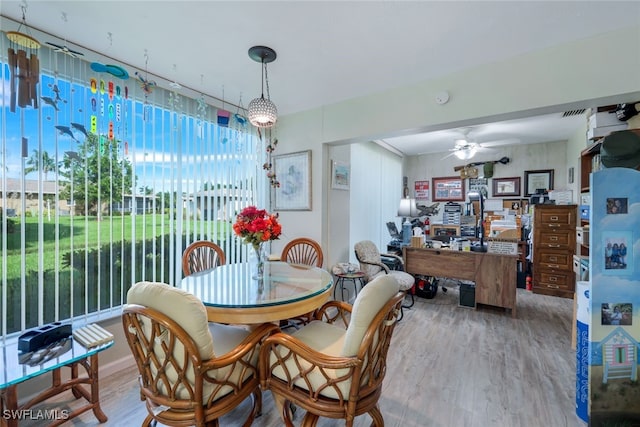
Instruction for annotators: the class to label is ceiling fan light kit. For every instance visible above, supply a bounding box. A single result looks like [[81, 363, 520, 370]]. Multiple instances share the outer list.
[[247, 45, 278, 128], [453, 140, 478, 160]]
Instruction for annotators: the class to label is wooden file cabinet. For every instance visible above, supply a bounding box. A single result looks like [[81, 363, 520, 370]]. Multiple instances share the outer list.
[[532, 204, 577, 298]]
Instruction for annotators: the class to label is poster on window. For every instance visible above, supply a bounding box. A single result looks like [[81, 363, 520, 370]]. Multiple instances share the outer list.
[[414, 180, 429, 201]]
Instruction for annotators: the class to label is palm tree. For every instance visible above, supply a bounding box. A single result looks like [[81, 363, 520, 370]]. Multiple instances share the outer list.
[[25, 149, 56, 181]]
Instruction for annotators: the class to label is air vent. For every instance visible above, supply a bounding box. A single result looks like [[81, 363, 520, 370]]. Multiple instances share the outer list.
[[562, 109, 586, 117]]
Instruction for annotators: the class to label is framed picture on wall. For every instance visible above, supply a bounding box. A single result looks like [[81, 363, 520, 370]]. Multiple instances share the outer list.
[[524, 169, 554, 196], [492, 177, 521, 197], [273, 150, 312, 210], [331, 160, 350, 190], [414, 180, 430, 202], [432, 176, 465, 202]]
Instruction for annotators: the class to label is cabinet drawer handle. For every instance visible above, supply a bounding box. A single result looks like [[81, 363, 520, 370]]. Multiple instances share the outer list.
[[550, 236, 558, 241], [546, 284, 560, 289], [549, 257, 558, 261], [548, 224, 561, 228], [550, 216, 559, 221], [547, 244, 561, 248], [547, 264, 560, 268], [549, 277, 558, 282]]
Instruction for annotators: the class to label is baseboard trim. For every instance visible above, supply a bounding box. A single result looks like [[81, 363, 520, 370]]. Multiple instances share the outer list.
[[100, 353, 135, 377]]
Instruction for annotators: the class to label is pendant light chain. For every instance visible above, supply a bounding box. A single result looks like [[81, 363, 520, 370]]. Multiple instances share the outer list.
[[264, 62, 270, 100]]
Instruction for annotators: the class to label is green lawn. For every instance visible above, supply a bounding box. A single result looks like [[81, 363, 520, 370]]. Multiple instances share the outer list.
[[2, 214, 231, 280]]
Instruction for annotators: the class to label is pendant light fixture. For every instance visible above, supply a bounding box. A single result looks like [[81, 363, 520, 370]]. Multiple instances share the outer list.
[[247, 46, 277, 128]]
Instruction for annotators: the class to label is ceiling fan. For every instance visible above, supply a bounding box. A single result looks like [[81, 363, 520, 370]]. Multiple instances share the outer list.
[[442, 128, 487, 160], [442, 127, 517, 160], [46, 41, 84, 58]]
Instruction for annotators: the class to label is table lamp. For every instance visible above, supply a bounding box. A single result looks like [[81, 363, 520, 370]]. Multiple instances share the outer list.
[[397, 198, 418, 246]]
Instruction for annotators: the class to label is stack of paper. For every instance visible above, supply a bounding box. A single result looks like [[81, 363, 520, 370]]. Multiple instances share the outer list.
[[73, 323, 114, 348]]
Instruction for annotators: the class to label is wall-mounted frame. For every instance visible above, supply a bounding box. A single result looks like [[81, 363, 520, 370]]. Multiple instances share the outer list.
[[432, 176, 465, 202], [331, 160, 350, 190], [273, 150, 312, 211], [492, 176, 521, 197], [414, 180, 430, 202], [524, 169, 554, 196]]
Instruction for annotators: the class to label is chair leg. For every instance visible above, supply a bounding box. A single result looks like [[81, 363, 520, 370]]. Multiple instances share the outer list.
[[368, 403, 385, 426], [243, 388, 261, 427], [301, 411, 321, 427], [142, 415, 155, 427], [282, 399, 297, 427]]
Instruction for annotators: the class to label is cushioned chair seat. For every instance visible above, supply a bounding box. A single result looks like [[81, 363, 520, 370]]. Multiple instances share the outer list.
[[268, 275, 399, 401], [126, 282, 259, 404], [259, 275, 405, 426], [270, 321, 348, 400], [123, 281, 278, 427]]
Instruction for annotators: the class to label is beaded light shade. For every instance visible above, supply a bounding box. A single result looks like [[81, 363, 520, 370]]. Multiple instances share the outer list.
[[247, 95, 277, 128], [247, 46, 277, 129]]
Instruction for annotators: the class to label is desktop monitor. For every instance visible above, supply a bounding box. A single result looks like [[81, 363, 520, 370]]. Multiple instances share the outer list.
[[386, 222, 401, 240]]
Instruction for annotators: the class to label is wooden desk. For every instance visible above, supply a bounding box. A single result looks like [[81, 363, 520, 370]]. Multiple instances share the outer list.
[[403, 247, 518, 317], [180, 262, 333, 324]]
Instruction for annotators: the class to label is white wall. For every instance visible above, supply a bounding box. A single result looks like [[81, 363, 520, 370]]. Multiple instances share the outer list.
[[405, 141, 570, 223], [348, 142, 403, 264], [272, 25, 640, 265]]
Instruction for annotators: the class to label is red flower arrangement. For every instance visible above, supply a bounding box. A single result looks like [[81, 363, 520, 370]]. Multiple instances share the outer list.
[[233, 206, 282, 250]]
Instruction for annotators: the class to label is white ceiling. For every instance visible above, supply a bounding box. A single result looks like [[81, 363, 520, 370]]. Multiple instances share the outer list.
[[2, 1, 639, 155]]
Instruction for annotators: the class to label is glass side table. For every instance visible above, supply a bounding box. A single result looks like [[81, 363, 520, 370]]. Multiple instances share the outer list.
[[334, 271, 366, 301], [0, 337, 113, 426]]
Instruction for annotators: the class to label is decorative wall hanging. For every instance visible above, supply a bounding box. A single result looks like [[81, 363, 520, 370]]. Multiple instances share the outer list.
[[263, 128, 279, 188], [6, 2, 41, 112]]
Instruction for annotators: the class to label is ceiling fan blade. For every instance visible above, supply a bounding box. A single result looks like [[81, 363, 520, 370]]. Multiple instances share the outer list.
[[440, 151, 458, 160], [67, 47, 84, 56], [46, 41, 64, 49], [479, 137, 521, 147]]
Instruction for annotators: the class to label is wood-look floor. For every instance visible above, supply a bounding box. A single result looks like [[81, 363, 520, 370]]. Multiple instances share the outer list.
[[20, 283, 585, 427]]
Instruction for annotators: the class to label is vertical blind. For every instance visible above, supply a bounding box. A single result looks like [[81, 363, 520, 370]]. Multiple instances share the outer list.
[[0, 36, 264, 336]]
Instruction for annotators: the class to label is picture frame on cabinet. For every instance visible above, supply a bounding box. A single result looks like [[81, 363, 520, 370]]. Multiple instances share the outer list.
[[600, 302, 633, 326], [603, 231, 632, 275], [606, 197, 628, 214]]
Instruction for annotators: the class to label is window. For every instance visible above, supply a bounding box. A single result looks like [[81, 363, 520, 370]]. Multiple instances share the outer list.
[[1, 51, 264, 335]]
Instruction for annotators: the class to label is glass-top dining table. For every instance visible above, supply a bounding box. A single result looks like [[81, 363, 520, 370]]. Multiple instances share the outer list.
[[179, 261, 334, 324]]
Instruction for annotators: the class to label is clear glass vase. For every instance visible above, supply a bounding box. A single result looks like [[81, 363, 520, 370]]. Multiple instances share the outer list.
[[250, 244, 265, 280]]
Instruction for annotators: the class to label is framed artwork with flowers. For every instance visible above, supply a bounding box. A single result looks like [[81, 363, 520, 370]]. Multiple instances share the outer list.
[[274, 150, 312, 210]]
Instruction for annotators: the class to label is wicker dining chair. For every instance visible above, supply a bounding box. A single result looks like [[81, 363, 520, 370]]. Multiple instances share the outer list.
[[259, 275, 404, 427], [182, 240, 226, 277], [122, 281, 278, 427], [280, 237, 324, 268], [279, 238, 324, 329]]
